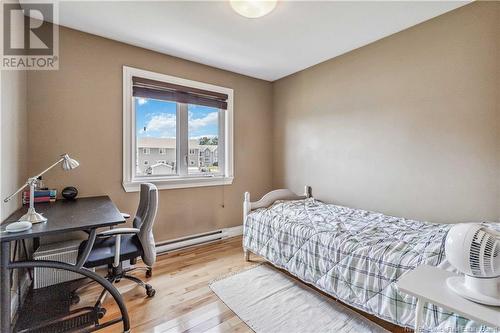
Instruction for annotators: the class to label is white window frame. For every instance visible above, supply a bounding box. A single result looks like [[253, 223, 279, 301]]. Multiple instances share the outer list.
[[122, 66, 234, 192]]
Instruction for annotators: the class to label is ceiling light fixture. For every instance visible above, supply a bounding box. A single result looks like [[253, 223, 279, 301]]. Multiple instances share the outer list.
[[230, 0, 277, 19]]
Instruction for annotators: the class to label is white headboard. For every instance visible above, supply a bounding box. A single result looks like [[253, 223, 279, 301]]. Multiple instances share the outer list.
[[243, 186, 312, 221]]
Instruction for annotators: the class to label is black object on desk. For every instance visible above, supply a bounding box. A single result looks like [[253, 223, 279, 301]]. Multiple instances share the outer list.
[[0, 196, 130, 333], [62, 186, 78, 200]]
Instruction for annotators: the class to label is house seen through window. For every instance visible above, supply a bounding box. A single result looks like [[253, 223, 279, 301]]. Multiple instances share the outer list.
[[135, 100, 221, 177]]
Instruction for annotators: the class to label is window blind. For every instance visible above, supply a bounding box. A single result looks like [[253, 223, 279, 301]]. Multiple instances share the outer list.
[[132, 76, 228, 109]]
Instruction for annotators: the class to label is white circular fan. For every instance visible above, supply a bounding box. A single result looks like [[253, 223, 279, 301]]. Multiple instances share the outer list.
[[445, 223, 500, 306]]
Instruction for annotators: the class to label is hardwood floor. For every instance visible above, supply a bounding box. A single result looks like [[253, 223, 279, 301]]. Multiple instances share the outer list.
[[77, 236, 407, 333]]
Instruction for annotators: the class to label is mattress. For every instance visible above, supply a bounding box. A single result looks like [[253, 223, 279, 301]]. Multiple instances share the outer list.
[[243, 198, 496, 332]]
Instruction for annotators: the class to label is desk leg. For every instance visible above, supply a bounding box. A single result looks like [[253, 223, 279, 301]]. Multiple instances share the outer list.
[[10, 260, 130, 332], [1, 241, 11, 333], [415, 298, 424, 332]]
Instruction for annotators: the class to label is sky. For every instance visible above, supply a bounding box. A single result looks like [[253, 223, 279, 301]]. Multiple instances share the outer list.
[[136, 98, 219, 139]]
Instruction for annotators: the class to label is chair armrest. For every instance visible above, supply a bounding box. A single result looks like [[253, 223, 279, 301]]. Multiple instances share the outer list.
[[97, 228, 140, 238], [121, 212, 131, 219], [96, 227, 140, 267]]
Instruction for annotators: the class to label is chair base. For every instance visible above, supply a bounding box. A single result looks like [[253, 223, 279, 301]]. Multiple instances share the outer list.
[[92, 264, 155, 317], [107, 263, 154, 296], [72, 263, 155, 312]]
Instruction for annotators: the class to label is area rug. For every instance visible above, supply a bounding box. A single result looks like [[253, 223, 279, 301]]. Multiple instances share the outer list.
[[209, 264, 389, 333]]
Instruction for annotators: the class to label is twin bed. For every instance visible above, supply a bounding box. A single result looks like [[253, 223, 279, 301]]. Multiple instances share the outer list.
[[242, 186, 491, 332]]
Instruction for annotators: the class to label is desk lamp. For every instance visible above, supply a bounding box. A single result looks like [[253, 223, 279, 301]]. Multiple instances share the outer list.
[[3, 154, 79, 224]]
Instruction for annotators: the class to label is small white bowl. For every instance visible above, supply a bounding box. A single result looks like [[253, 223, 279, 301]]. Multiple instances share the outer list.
[[5, 221, 32, 233]]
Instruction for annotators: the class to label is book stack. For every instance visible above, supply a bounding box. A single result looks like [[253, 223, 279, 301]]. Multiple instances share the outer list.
[[22, 189, 57, 205]]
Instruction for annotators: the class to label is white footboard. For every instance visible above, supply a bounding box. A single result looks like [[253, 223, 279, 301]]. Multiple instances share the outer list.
[[242, 186, 312, 261]]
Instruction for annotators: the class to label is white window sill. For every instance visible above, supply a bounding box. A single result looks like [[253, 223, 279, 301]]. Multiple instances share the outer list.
[[122, 176, 234, 192]]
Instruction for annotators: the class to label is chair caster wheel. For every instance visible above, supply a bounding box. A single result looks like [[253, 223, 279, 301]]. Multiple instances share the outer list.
[[70, 292, 80, 305], [95, 307, 107, 319], [146, 284, 156, 297], [146, 268, 152, 278]]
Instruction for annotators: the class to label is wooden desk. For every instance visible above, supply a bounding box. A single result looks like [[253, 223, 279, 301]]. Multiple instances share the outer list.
[[0, 196, 130, 332]]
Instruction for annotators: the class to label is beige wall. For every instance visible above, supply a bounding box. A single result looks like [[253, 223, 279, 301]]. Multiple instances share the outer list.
[[0, 2, 30, 319], [272, 2, 499, 223], [27, 26, 273, 242], [1, 70, 28, 221], [22, 1, 500, 242], [1, 55, 29, 322]]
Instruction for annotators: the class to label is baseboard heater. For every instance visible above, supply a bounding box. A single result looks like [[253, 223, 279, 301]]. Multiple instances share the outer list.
[[33, 240, 95, 289], [155, 226, 242, 254]]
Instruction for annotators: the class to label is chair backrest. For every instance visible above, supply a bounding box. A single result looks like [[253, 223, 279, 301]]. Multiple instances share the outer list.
[[133, 183, 158, 266]]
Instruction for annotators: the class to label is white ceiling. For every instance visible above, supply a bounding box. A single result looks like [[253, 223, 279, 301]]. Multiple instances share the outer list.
[[51, 1, 468, 81]]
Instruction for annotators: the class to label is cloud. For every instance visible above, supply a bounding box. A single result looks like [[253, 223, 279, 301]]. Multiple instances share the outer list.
[[137, 98, 148, 105], [143, 113, 176, 138], [189, 134, 217, 140], [140, 111, 218, 138], [189, 112, 218, 131]]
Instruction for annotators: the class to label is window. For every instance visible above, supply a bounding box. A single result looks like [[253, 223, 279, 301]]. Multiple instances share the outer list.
[[123, 66, 233, 191], [189, 104, 220, 175]]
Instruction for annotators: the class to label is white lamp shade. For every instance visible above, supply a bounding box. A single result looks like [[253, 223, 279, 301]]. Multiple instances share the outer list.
[[62, 154, 80, 171], [230, 0, 277, 19]]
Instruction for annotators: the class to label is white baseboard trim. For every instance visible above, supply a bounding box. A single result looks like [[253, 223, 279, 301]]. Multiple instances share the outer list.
[[156, 225, 243, 254], [224, 225, 243, 238]]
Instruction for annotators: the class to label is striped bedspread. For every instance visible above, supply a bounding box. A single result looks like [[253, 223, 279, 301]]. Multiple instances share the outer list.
[[243, 198, 496, 332]]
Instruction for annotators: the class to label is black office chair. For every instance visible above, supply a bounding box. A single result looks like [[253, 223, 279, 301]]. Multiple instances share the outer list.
[[76, 183, 158, 315]]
